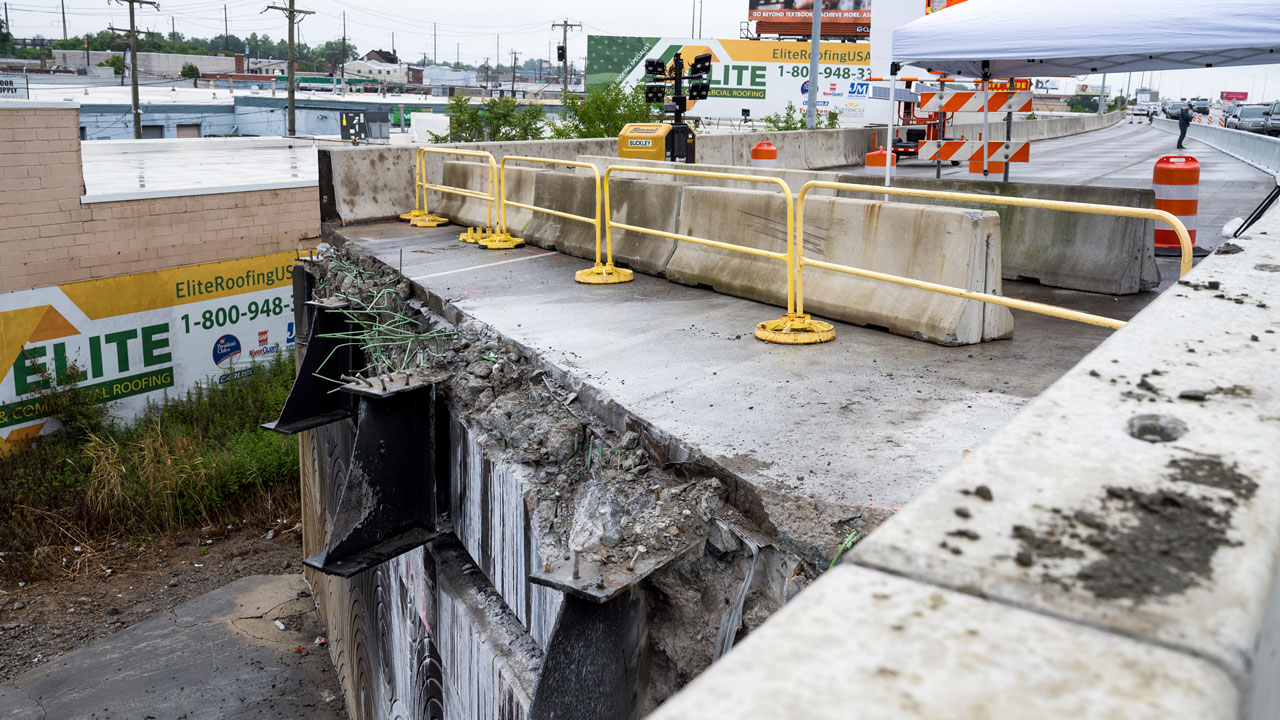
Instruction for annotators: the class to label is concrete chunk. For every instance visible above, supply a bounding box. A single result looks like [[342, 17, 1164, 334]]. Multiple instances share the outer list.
[[649, 565, 1238, 720]]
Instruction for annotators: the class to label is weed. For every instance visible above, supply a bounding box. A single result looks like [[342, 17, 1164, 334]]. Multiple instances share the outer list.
[[0, 352, 300, 581]]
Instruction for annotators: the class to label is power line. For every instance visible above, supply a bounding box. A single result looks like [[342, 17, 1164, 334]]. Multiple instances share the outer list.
[[107, 0, 160, 140], [262, 0, 312, 135]]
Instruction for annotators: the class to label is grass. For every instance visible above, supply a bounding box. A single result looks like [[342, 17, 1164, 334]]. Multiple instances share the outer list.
[[0, 352, 300, 581]]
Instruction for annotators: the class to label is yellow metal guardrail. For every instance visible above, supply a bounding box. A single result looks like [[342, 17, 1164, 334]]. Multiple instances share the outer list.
[[498, 156, 632, 284], [404, 147, 515, 248], [603, 165, 833, 343], [779, 179, 1197, 339]]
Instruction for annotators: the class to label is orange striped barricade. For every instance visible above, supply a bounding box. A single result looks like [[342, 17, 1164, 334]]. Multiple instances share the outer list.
[[918, 90, 1032, 114], [1152, 155, 1202, 257], [601, 165, 834, 344]]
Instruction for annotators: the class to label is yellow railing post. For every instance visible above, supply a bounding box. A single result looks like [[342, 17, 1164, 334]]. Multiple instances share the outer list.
[[793, 180, 1137, 330], [601, 165, 834, 344], [493, 156, 633, 283], [399, 147, 448, 227], [405, 147, 503, 243]]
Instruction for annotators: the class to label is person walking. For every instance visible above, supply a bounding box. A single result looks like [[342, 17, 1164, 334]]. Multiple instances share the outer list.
[[1177, 101, 1193, 149]]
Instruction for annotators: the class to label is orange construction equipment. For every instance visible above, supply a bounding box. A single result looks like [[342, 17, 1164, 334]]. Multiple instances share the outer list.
[[751, 142, 778, 168], [866, 147, 896, 167], [1153, 155, 1203, 256]]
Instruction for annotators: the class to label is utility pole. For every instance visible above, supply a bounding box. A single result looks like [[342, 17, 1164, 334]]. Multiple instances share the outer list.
[[433, 23, 436, 65], [170, 16, 175, 41], [109, 0, 159, 140], [61, 0, 67, 40], [340, 10, 345, 92], [223, 5, 229, 52], [391, 32, 395, 57], [264, 1, 314, 135], [805, 3, 821, 129], [551, 19, 580, 100], [510, 49, 518, 97]]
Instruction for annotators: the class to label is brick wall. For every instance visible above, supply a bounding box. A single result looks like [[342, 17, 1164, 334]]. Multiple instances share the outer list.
[[0, 105, 318, 294]]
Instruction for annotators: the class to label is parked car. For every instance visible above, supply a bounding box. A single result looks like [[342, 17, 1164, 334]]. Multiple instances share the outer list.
[[1265, 101, 1280, 136], [1228, 104, 1268, 132]]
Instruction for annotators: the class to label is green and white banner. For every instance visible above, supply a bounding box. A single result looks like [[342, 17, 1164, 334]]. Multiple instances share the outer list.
[[587, 36, 873, 120], [0, 252, 300, 452]]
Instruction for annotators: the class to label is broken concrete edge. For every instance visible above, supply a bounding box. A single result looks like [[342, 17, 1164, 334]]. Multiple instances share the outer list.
[[842, 232, 1280, 709], [646, 564, 1239, 720], [313, 232, 881, 573]]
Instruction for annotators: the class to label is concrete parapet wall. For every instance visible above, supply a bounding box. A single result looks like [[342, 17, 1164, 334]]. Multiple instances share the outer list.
[[665, 187, 1012, 345], [649, 215, 1280, 717], [844, 176, 1160, 295], [1153, 117, 1280, 179], [950, 110, 1125, 143]]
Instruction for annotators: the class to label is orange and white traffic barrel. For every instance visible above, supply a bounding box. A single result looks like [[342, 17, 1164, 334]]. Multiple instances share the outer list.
[[866, 146, 896, 167], [1153, 155, 1199, 256], [751, 142, 778, 168]]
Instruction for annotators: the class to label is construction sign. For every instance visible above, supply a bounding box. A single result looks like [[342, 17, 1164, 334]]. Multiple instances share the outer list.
[[919, 90, 1033, 113], [587, 36, 872, 120], [0, 251, 299, 452]]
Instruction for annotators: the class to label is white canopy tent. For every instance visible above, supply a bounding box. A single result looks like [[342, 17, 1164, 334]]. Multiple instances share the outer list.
[[890, 0, 1280, 79]]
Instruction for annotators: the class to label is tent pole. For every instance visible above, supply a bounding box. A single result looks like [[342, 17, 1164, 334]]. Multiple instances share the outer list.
[[1003, 77, 1013, 182], [981, 61, 990, 178], [885, 63, 899, 195]]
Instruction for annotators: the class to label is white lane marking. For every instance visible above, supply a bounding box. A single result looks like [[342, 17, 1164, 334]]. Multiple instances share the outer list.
[[409, 251, 561, 281]]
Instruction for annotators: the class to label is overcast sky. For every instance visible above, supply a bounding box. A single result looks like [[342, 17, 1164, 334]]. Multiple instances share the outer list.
[[16, 0, 1280, 100]]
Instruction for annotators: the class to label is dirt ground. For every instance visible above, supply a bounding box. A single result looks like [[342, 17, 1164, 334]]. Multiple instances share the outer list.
[[0, 519, 336, 699]]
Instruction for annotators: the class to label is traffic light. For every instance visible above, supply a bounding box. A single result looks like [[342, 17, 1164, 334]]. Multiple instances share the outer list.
[[688, 53, 712, 77], [557, 45, 566, 62]]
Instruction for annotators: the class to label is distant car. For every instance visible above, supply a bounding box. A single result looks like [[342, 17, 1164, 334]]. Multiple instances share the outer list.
[[1162, 100, 1181, 118], [1265, 101, 1280, 136], [1193, 98, 1211, 114], [1228, 104, 1268, 133]]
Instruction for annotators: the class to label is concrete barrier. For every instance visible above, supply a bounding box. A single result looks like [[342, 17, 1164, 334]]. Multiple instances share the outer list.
[[950, 110, 1125, 143], [665, 187, 1012, 345], [518, 171, 683, 277], [323, 145, 416, 223], [800, 196, 1012, 344], [578, 155, 844, 198], [839, 176, 1160, 295], [434, 161, 538, 233], [1153, 117, 1280, 179]]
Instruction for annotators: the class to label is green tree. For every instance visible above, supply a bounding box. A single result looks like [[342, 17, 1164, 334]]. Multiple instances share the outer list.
[[433, 94, 545, 143], [761, 101, 840, 131], [98, 54, 125, 75], [180, 62, 201, 79], [550, 82, 661, 139]]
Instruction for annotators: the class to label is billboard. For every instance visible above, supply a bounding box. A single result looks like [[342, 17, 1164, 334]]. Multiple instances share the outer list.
[[587, 36, 872, 120], [1221, 91, 1248, 101], [748, 0, 871, 35], [0, 252, 299, 451]]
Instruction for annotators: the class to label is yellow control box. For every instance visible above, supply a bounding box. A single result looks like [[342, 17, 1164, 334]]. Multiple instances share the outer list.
[[618, 123, 671, 161]]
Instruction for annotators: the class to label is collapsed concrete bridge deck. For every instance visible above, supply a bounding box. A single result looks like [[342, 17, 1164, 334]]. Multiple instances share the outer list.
[[288, 119, 1279, 720]]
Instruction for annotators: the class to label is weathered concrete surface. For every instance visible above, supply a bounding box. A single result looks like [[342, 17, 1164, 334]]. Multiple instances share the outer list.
[[848, 177, 1160, 296], [0, 575, 346, 719], [664, 187, 1011, 345], [326, 144, 416, 224], [334, 221, 1153, 514], [800, 196, 1012, 344], [851, 234, 1280, 708], [647, 565, 1238, 720]]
